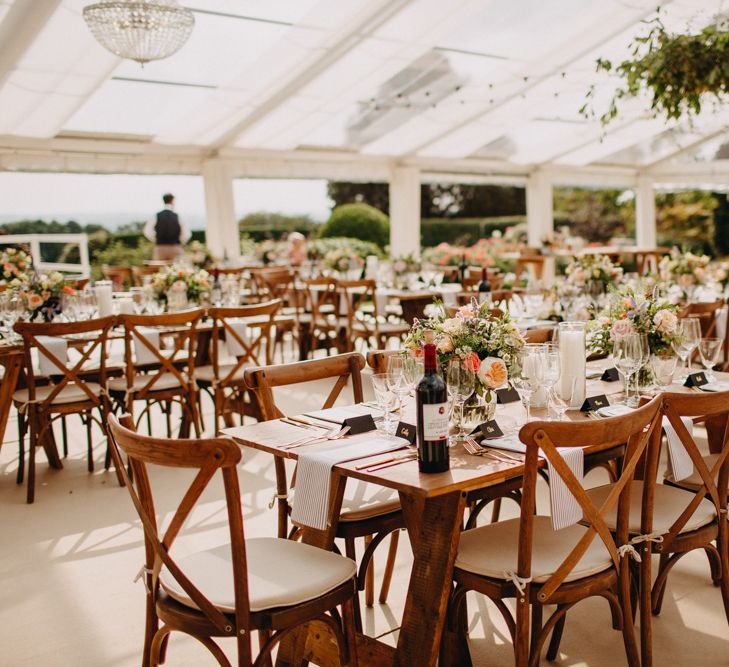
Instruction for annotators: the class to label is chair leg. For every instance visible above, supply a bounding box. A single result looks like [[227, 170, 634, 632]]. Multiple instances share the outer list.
[[16, 413, 26, 485], [379, 529, 400, 604], [619, 558, 640, 667], [344, 537, 363, 631], [146, 403, 153, 436], [342, 596, 360, 667], [61, 415, 68, 458], [142, 592, 159, 667], [545, 613, 566, 661], [640, 546, 653, 667], [717, 523, 729, 629], [27, 410, 39, 504], [490, 497, 502, 523], [86, 413, 94, 472], [364, 534, 374, 607]]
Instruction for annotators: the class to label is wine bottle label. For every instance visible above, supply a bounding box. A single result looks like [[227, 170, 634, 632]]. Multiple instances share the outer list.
[[422, 402, 449, 440]]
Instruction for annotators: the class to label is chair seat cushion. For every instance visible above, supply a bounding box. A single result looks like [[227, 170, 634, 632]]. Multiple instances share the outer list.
[[664, 454, 721, 492], [107, 374, 183, 394], [291, 481, 400, 523], [586, 481, 717, 535], [13, 382, 103, 406], [195, 364, 247, 385], [159, 538, 355, 613], [455, 516, 612, 584]]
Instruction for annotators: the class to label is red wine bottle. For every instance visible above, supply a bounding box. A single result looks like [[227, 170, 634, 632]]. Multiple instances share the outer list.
[[416, 330, 449, 473], [477, 267, 491, 304]]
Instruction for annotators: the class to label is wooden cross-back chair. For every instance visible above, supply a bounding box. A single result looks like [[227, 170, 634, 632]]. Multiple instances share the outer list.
[[304, 277, 344, 355], [444, 396, 664, 667], [13, 316, 120, 503], [398, 292, 435, 325], [108, 309, 203, 438], [106, 413, 358, 667], [244, 352, 404, 627], [132, 264, 162, 286], [339, 279, 408, 352], [680, 299, 724, 336], [598, 390, 729, 666], [253, 269, 303, 360], [102, 265, 133, 291], [196, 300, 282, 434]]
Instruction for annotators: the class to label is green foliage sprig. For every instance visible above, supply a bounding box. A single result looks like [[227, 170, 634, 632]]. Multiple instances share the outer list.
[[583, 14, 729, 123]]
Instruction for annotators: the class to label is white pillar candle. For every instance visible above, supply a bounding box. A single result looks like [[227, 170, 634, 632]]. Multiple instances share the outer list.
[[558, 325, 586, 408], [365, 255, 379, 280], [94, 281, 113, 317]]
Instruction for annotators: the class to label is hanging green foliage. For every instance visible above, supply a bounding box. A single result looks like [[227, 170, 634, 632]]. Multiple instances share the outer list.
[[582, 14, 729, 124]]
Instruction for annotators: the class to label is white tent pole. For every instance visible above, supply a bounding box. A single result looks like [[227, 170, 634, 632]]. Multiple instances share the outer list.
[[202, 160, 240, 261], [389, 167, 421, 257], [526, 170, 553, 247], [635, 175, 657, 248]]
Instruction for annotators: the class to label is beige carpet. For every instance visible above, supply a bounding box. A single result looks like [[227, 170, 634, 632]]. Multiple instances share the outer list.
[[1, 377, 728, 666]]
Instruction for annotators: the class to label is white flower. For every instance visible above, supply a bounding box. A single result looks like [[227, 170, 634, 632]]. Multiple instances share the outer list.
[[437, 334, 454, 353], [441, 317, 465, 336], [653, 309, 678, 334]]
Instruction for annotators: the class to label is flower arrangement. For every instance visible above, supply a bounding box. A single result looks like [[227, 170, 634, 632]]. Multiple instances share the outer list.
[[658, 247, 710, 288], [422, 241, 497, 268], [184, 240, 213, 269], [565, 254, 623, 289], [150, 265, 211, 305], [323, 248, 365, 274], [711, 260, 729, 288], [1, 247, 32, 286], [587, 286, 680, 357], [19, 271, 75, 321], [391, 253, 421, 276], [404, 299, 525, 397]]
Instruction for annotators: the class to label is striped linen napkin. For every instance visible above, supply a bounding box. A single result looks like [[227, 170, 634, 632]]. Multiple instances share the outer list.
[[291, 434, 408, 530], [598, 404, 694, 481], [486, 432, 584, 530]]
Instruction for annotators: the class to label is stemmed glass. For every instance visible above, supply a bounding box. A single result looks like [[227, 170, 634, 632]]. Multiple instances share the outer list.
[[371, 373, 397, 434], [512, 346, 545, 422], [699, 337, 723, 382], [446, 359, 475, 446], [551, 376, 577, 421], [386, 355, 412, 422], [130, 286, 148, 315], [402, 356, 424, 396], [0, 291, 24, 340], [650, 352, 678, 388], [613, 333, 644, 407], [543, 346, 561, 420], [672, 317, 702, 379]]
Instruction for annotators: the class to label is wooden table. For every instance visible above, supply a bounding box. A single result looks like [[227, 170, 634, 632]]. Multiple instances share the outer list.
[[222, 367, 729, 666]]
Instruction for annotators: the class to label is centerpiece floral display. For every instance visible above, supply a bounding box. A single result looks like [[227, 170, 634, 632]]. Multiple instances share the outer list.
[[658, 247, 710, 294], [150, 265, 211, 307], [1, 247, 33, 287], [322, 247, 365, 277], [565, 254, 623, 291], [19, 271, 75, 322], [405, 300, 525, 422], [391, 253, 421, 287]]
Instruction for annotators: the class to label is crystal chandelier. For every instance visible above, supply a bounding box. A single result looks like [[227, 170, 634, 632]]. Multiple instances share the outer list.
[[83, 1, 195, 65]]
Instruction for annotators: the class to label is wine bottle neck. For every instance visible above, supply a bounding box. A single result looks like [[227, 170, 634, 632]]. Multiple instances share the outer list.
[[423, 343, 438, 372]]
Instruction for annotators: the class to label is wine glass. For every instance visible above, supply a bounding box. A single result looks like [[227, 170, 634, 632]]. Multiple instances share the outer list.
[[672, 317, 702, 379], [543, 347, 561, 420], [402, 356, 424, 396], [698, 337, 723, 382], [371, 373, 396, 434], [386, 355, 412, 422], [513, 347, 545, 422], [0, 291, 24, 340], [551, 375, 578, 421], [129, 286, 148, 314], [613, 334, 643, 407], [446, 359, 475, 445]]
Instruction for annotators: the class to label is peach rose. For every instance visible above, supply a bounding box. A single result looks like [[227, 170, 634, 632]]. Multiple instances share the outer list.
[[611, 319, 634, 339], [463, 352, 480, 373], [27, 293, 44, 309], [477, 357, 508, 389], [437, 334, 454, 353]]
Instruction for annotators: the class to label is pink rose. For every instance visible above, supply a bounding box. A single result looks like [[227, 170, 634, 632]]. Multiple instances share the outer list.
[[611, 319, 634, 339]]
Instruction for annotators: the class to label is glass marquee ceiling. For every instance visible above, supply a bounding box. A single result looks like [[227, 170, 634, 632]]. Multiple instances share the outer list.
[[0, 0, 728, 175]]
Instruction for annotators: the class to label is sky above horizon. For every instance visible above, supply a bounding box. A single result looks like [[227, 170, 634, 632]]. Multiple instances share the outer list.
[[0, 172, 332, 228]]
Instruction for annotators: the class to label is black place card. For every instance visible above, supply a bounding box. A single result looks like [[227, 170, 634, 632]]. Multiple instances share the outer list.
[[601, 367, 620, 382], [581, 394, 610, 412], [395, 421, 416, 444], [479, 420, 504, 439], [684, 372, 709, 388], [496, 386, 520, 404], [342, 414, 377, 435]]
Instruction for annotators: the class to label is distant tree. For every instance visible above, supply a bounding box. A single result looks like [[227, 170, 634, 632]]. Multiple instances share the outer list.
[[655, 191, 716, 254], [553, 187, 634, 242], [713, 192, 729, 256]]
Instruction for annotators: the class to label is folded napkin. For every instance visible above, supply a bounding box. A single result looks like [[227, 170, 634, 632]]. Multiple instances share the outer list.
[[597, 405, 694, 481], [291, 434, 407, 530], [134, 327, 161, 365], [487, 433, 584, 530], [700, 381, 729, 392], [225, 319, 250, 358], [36, 336, 68, 376]]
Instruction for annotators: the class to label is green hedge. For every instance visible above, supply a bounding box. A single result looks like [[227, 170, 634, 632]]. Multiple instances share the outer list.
[[319, 203, 389, 248], [420, 216, 525, 247]]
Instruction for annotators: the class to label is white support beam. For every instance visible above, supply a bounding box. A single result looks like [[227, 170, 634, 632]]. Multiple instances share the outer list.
[[635, 175, 657, 248], [389, 167, 421, 257], [202, 160, 240, 262], [526, 170, 553, 248]]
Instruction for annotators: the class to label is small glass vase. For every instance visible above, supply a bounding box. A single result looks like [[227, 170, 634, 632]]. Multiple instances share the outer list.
[[453, 391, 497, 432]]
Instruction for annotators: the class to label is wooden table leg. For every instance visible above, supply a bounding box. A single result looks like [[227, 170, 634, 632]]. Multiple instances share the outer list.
[[298, 321, 312, 360], [395, 490, 467, 667], [0, 353, 22, 453]]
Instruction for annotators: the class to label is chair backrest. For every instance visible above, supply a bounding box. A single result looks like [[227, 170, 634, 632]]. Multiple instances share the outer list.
[[652, 390, 729, 545], [131, 265, 161, 286], [208, 300, 281, 382], [102, 265, 133, 291], [680, 300, 724, 337], [14, 316, 116, 408], [117, 308, 204, 399], [304, 277, 340, 324], [339, 279, 378, 337], [106, 414, 252, 646], [244, 352, 366, 420], [398, 293, 434, 324], [366, 349, 399, 374], [516, 395, 663, 602], [524, 327, 555, 344]]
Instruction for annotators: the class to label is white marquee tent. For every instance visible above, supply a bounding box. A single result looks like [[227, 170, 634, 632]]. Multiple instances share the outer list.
[[1, 0, 729, 257]]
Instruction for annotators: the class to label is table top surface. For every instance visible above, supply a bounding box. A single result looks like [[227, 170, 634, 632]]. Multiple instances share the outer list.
[[223, 362, 729, 499]]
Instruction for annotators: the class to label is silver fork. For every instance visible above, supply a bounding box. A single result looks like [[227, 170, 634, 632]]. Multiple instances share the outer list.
[[464, 437, 522, 464], [281, 426, 351, 450]]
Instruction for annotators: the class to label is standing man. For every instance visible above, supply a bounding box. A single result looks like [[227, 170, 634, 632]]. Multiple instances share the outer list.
[[144, 193, 191, 261]]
